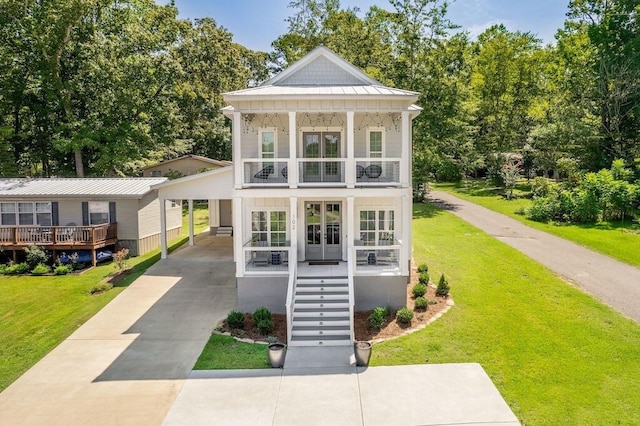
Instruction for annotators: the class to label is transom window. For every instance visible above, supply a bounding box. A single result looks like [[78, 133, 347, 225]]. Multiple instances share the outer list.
[[359, 209, 395, 245], [251, 210, 287, 246], [89, 201, 109, 225], [0, 202, 51, 226]]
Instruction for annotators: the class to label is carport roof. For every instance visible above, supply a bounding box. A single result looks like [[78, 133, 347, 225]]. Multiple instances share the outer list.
[[151, 166, 233, 200]]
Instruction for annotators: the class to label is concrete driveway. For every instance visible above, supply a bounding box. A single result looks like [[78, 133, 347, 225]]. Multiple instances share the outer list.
[[0, 235, 236, 426], [430, 190, 640, 323]]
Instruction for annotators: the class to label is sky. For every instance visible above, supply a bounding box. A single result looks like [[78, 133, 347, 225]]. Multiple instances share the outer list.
[[170, 0, 570, 52]]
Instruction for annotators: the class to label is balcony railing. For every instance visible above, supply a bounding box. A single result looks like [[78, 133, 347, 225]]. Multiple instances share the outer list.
[[243, 239, 291, 273], [242, 160, 289, 186], [354, 239, 401, 272], [0, 223, 117, 247], [355, 158, 401, 185], [298, 159, 346, 186]]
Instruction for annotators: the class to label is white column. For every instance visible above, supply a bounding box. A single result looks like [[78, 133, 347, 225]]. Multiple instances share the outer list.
[[160, 198, 167, 259], [289, 196, 297, 269], [233, 111, 242, 189], [401, 194, 411, 276], [233, 197, 244, 277], [401, 111, 411, 188], [288, 111, 298, 188], [346, 111, 355, 188], [347, 196, 355, 275], [209, 199, 220, 229], [188, 199, 194, 246]]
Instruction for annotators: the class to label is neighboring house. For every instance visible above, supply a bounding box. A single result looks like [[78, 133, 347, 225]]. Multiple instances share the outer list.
[[141, 155, 232, 178], [0, 178, 182, 265], [155, 46, 421, 347], [142, 155, 234, 235]]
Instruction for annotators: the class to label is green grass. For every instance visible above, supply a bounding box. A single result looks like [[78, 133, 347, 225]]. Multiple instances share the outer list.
[[372, 203, 640, 424], [434, 181, 640, 267], [193, 334, 270, 370], [0, 204, 209, 392]]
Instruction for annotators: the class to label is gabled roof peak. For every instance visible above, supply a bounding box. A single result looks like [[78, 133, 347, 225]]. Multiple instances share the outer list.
[[263, 46, 381, 87]]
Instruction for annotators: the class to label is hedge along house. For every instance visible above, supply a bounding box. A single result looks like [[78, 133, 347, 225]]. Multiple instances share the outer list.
[[156, 46, 421, 347], [0, 178, 182, 265]]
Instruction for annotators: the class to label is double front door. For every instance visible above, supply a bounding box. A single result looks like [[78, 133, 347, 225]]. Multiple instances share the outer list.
[[305, 201, 342, 260]]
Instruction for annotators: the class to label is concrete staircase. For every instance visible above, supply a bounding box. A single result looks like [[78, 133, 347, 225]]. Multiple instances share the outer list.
[[214, 226, 233, 237], [290, 276, 352, 346]]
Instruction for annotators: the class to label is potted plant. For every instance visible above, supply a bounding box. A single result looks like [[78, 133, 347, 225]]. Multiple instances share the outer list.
[[266, 336, 287, 368], [354, 340, 372, 366]]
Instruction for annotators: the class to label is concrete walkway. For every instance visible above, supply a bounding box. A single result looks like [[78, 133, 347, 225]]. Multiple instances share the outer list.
[[430, 190, 640, 323], [0, 235, 237, 426], [164, 364, 520, 426]]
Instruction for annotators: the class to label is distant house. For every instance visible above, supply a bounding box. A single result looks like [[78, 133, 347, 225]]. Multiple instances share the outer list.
[[141, 155, 232, 178], [0, 178, 182, 264]]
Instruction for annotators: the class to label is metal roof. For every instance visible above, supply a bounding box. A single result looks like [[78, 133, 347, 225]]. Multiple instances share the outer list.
[[0, 178, 167, 198], [224, 84, 419, 99], [140, 155, 232, 170]]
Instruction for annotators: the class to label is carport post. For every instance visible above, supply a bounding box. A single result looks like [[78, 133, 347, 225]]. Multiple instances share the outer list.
[[160, 198, 168, 259], [188, 199, 194, 246]]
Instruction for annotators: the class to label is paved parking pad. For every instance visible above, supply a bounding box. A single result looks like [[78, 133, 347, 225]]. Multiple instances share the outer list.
[[164, 363, 520, 426]]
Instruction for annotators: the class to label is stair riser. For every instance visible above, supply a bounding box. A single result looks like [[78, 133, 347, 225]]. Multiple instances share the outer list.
[[294, 294, 348, 301], [292, 320, 350, 327], [295, 287, 348, 293], [292, 330, 351, 337], [292, 310, 350, 318], [296, 279, 348, 285], [293, 303, 349, 310], [289, 340, 351, 347]]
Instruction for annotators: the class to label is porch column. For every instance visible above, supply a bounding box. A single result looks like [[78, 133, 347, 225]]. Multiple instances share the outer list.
[[160, 198, 167, 259], [209, 199, 220, 230], [233, 197, 244, 277], [188, 199, 194, 246], [401, 194, 411, 276], [233, 111, 242, 189], [347, 196, 355, 275], [288, 111, 298, 188], [346, 111, 355, 188], [401, 111, 411, 187], [289, 196, 297, 268]]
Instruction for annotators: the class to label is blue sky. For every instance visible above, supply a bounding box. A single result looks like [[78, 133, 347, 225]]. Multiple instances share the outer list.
[[171, 0, 570, 51]]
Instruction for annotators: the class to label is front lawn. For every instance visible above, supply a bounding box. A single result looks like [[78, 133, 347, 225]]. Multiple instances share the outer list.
[[435, 181, 640, 267], [372, 202, 640, 424], [0, 204, 209, 392], [193, 334, 270, 370]]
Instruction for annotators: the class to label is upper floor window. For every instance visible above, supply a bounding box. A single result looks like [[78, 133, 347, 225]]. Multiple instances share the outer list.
[[367, 127, 385, 158], [89, 201, 109, 225], [259, 128, 277, 160]]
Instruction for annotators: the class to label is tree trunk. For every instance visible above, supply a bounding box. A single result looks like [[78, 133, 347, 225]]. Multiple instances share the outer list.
[[74, 149, 84, 177]]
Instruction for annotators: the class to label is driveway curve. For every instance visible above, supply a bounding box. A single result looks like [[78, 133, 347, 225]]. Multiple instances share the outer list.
[[429, 191, 640, 324], [0, 235, 236, 426]]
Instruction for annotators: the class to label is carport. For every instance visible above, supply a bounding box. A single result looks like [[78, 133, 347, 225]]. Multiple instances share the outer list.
[[152, 166, 233, 259]]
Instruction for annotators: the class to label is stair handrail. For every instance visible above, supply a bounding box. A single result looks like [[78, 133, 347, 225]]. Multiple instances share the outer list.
[[285, 254, 297, 346], [348, 244, 355, 344]]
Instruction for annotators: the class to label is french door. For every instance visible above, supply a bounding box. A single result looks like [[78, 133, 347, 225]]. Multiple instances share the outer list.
[[305, 201, 342, 260], [302, 132, 341, 182]]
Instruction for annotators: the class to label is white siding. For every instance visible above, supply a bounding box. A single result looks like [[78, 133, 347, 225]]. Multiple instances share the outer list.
[[114, 199, 140, 240], [137, 192, 181, 239], [278, 56, 364, 86], [57, 200, 81, 226]]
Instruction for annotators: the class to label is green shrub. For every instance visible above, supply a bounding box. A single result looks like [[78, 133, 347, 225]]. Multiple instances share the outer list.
[[54, 264, 73, 275], [0, 264, 7, 274], [24, 245, 49, 269], [436, 274, 450, 297], [414, 297, 428, 311], [418, 272, 429, 285], [412, 283, 427, 298], [4, 262, 30, 275], [253, 306, 272, 323], [396, 307, 413, 324], [368, 306, 388, 330], [256, 318, 274, 335], [417, 263, 429, 273], [226, 310, 245, 329], [90, 282, 113, 294], [31, 263, 50, 276]]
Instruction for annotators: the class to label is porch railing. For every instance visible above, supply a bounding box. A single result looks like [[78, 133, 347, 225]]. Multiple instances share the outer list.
[[243, 239, 291, 273], [285, 259, 297, 346], [297, 159, 346, 186], [242, 160, 289, 186], [0, 223, 117, 246], [354, 239, 401, 271]]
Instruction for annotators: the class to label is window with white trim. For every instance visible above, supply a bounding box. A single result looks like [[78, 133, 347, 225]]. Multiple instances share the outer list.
[[366, 127, 385, 158], [251, 210, 287, 246], [259, 128, 277, 173], [0, 202, 51, 226], [359, 209, 395, 245], [89, 201, 109, 225]]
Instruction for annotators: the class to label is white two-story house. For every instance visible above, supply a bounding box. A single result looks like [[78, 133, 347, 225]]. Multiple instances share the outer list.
[[225, 46, 421, 346], [156, 46, 421, 346]]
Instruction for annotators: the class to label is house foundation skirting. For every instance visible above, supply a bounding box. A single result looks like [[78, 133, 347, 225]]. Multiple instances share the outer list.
[[237, 276, 288, 314]]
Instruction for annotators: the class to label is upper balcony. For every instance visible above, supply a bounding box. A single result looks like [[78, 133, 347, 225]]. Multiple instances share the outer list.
[[234, 112, 411, 189]]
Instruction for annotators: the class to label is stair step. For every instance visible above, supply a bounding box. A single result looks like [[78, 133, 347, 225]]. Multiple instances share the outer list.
[[289, 339, 352, 347], [296, 278, 348, 285], [291, 319, 350, 327], [296, 283, 348, 289], [293, 325, 350, 331], [291, 335, 351, 341], [293, 302, 349, 310], [294, 293, 348, 301], [293, 309, 350, 318]]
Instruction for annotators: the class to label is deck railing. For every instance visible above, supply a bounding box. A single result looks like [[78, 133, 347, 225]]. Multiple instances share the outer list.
[[243, 239, 291, 273], [0, 223, 117, 246], [354, 239, 401, 272]]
